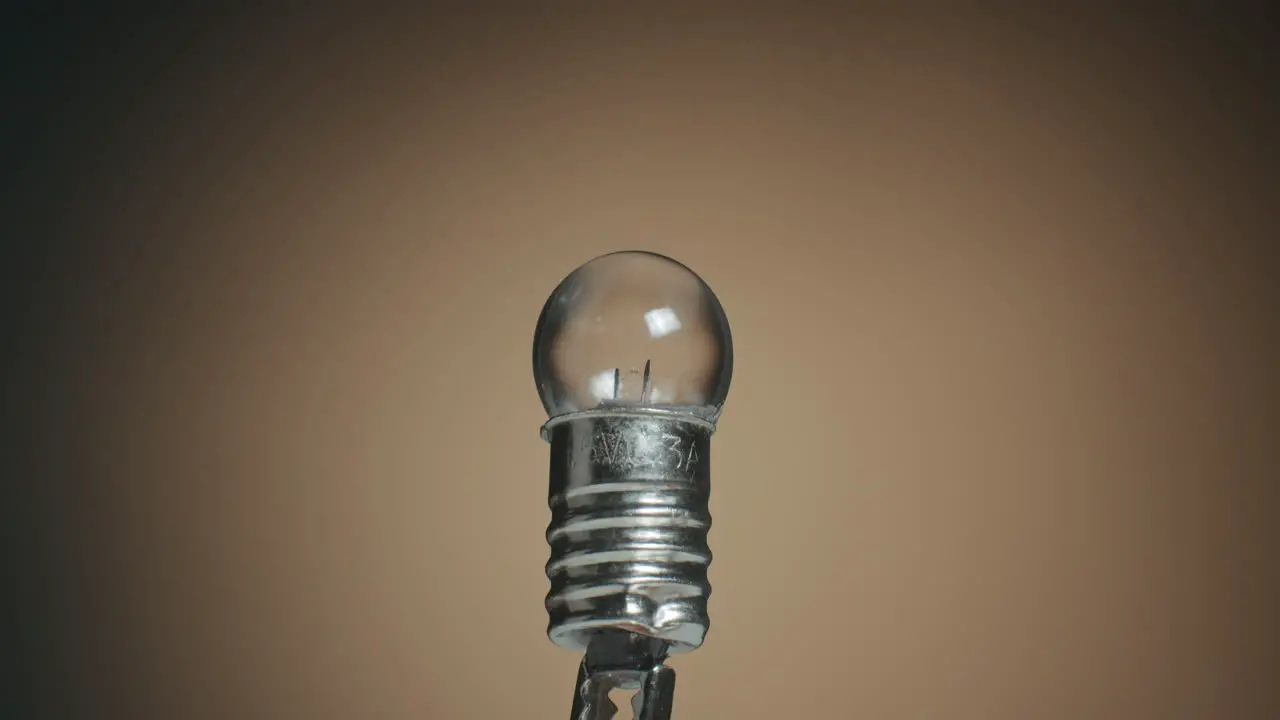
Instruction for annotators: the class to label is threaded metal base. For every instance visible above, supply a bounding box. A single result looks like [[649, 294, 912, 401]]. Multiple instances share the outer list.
[[543, 410, 714, 654]]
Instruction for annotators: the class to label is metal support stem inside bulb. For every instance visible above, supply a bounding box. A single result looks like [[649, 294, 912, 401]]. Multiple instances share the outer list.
[[543, 407, 715, 720]]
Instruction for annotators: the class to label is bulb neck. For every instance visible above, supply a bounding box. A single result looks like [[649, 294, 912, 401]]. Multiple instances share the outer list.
[[542, 411, 715, 655], [540, 407, 717, 442]]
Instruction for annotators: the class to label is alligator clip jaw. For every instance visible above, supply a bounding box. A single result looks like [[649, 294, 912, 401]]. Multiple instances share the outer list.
[[568, 630, 677, 720]]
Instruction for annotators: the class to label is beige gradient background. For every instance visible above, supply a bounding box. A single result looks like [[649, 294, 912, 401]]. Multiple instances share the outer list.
[[17, 6, 1278, 719]]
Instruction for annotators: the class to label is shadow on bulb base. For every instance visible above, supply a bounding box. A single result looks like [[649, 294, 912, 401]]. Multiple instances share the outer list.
[[543, 410, 715, 656]]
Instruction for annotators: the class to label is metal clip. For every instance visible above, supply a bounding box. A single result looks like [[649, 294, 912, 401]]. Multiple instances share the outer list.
[[568, 631, 677, 720]]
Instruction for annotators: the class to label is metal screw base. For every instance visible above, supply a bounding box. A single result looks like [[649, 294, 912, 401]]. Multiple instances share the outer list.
[[543, 410, 715, 654], [542, 409, 719, 719]]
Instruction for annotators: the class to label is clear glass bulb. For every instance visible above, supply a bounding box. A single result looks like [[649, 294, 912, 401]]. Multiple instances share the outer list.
[[533, 251, 733, 422]]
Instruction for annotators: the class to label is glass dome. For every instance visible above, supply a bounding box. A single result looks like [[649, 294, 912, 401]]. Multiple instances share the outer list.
[[533, 251, 733, 422]]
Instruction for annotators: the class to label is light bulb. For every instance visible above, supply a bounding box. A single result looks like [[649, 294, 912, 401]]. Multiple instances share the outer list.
[[532, 251, 733, 720]]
